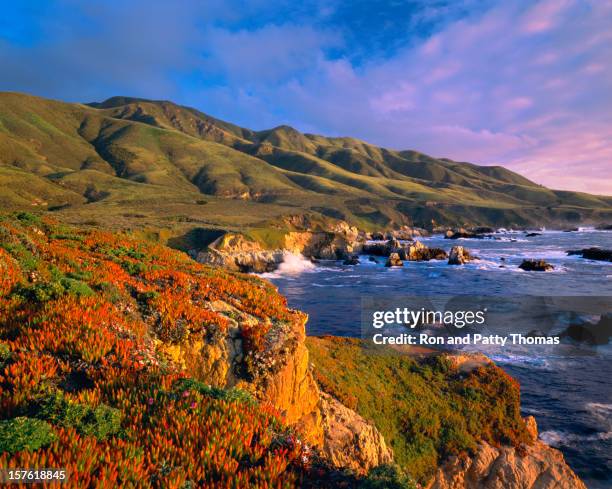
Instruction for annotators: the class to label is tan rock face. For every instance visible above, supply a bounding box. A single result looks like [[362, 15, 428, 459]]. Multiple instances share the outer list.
[[254, 314, 324, 446], [319, 392, 393, 474], [427, 439, 586, 489]]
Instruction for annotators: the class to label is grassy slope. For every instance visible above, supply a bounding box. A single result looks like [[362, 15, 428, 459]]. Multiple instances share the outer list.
[[306, 336, 531, 484], [1, 92, 611, 236]]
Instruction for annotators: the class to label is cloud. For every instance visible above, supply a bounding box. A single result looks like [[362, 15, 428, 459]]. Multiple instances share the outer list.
[[0, 0, 610, 193]]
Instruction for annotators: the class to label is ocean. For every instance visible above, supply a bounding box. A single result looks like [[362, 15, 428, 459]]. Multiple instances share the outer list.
[[263, 229, 612, 488]]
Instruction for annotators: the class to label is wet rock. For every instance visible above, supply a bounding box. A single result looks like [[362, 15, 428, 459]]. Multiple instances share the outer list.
[[385, 253, 403, 267], [563, 227, 579, 232], [518, 259, 554, 271], [448, 246, 472, 265], [525, 232, 542, 237], [368, 256, 378, 263], [567, 247, 612, 262], [596, 224, 612, 230], [343, 255, 360, 266]]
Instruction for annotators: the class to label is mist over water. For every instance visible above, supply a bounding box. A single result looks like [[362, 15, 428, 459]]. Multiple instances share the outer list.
[[265, 230, 612, 488]]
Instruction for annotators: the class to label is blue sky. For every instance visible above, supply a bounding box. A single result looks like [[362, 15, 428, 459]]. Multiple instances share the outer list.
[[1, 0, 611, 193]]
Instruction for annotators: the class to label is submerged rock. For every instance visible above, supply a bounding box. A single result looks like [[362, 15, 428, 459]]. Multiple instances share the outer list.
[[519, 259, 554, 271], [525, 232, 542, 237], [567, 247, 612, 262]]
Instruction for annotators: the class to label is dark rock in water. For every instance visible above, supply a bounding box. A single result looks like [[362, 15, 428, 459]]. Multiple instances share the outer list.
[[519, 259, 554, 271], [472, 226, 495, 234], [567, 247, 612, 262], [448, 246, 472, 265], [427, 248, 448, 260], [385, 253, 403, 267], [343, 255, 360, 266], [445, 229, 485, 240], [563, 227, 579, 232], [368, 256, 378, 263], [445, 227, 494, 239], [363, 238, 401, 257], [560, 315, 612, 346], [595, 224, 612, 230], [525, 232, 542, 237]]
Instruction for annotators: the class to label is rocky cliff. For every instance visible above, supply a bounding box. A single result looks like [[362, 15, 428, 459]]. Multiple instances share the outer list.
[[428, 417, 586, 489]]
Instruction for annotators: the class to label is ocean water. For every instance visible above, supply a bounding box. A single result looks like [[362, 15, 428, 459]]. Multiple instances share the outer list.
[[263, 229, 612, 488]]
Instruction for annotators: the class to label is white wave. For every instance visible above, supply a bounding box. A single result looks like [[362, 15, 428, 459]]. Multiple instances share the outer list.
[[260, 253, 316, 278], [540, 429, 612, 447]]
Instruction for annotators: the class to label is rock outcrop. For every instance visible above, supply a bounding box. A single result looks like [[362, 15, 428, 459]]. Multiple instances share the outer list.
[[567, 247, 612, 262], [448, 246, 472, 265], [519, 259, 554, 271], [196, 233, 284, 272], [385, 252, 403, 267], [428, 417, 586, 489], [196, 223, 364, 271], [319, 392, 394, 474], [364, 239, 447, 261]]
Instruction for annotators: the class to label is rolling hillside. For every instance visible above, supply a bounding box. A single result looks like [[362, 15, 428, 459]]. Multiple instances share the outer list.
[[1, 92, 610, 238]]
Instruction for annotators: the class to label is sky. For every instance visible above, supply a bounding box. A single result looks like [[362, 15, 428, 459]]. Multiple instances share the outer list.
[[1, 0, 611, 194]]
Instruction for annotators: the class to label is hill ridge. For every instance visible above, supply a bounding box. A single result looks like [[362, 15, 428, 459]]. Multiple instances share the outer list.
[[1, 91, 610, 232]]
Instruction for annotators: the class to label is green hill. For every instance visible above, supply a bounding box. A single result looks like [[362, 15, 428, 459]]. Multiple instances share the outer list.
[[1, 91, 610, 237]]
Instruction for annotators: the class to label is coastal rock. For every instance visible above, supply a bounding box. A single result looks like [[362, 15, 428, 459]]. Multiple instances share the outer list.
[[427, 438, 586, 489], [445, 228, 486, 240], [448, 246, 472, 265], [519, 259, 554, 271], [596, 224, 612, 230], [567, 247, 612, 262], [343, 255, 360, 265], [385, 253, 403, 267], [559, 314, 612, 346], [525, 232, 542, 237], [319, 392, 393, 474]]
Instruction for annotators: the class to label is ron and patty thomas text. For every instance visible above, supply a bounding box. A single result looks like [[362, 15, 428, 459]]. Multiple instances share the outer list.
[[369, 307, 560, 346]]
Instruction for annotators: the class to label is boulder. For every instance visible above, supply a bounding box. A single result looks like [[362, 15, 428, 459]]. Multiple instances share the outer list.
[[567, 247, 612, 262], [596, 224, 612, 230], [343, 255, 360, 266], [519, 259, 554, 271], [385, 253, 403, 267], [525, 232, 542, 237], [448, 246, 472, 265]]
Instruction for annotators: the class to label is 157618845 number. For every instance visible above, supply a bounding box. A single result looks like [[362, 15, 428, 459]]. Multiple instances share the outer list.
[[0, 469, 68, 484]]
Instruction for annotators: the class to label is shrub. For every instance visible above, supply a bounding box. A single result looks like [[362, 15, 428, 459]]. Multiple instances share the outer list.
[[361, 464, 416, 489], [0, 417, 57, 454], [37, 393, 123, 440]]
